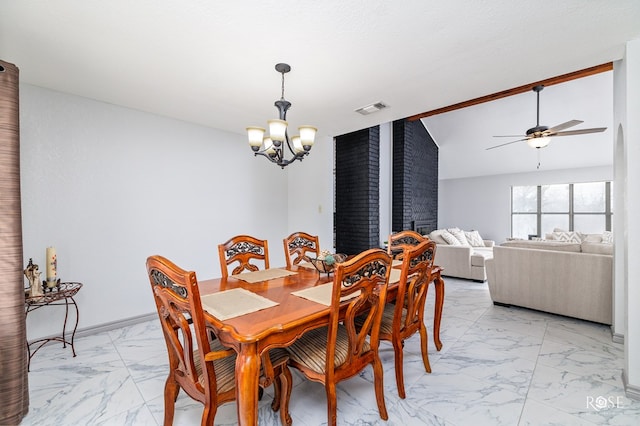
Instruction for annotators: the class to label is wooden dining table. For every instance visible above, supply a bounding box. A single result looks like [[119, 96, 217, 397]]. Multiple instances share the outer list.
[[198, 262, 445, 426]]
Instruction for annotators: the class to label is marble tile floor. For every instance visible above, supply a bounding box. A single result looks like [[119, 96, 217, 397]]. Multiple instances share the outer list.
[[23, 277, 640, 426]]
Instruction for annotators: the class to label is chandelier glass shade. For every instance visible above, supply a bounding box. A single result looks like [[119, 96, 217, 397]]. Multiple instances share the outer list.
[[247, 63, 317, 168]]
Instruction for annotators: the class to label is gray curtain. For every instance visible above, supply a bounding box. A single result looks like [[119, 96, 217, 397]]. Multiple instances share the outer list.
[[0, 60, 29, 424]]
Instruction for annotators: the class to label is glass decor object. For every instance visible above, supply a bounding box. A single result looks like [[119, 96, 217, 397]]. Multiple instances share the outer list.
[[309, 252, 347, 277]]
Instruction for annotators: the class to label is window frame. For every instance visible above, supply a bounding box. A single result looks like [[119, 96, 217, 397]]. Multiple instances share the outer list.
[[511, 181, 612, 238]]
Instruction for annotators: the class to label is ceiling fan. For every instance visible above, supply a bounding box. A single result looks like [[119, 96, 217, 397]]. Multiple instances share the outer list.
[[487, 84, 607, 151]]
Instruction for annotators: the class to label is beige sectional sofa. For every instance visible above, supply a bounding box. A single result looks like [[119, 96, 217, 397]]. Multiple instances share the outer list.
[[426, 228, 494, 281], [486, 239, 613, 324]]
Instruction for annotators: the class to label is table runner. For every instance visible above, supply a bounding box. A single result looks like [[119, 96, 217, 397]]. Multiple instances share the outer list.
[[231, 268, 298, 283], [201, 288, 279, 320]]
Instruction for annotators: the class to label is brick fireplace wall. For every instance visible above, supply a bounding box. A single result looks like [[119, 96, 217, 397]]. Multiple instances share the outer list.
[[392, 119, 439, 233], [335, 126, 380, 254]]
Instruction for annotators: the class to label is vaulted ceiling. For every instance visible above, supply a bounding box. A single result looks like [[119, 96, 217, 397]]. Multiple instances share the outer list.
[[1, 1, 639, 178]]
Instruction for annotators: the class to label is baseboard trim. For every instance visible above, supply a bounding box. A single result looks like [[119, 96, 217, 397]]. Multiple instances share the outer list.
[[28, 312, 157, 344], [622, 371, 640, 401], [612, 330, 624, 344]]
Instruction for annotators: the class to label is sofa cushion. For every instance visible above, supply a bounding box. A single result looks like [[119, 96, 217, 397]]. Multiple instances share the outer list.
[[428, 229, 449, 245], [551, 231, 585, 243], [447, 228, 469, 246], [441, 230, 462, 245], [582, 233, 603, 243], [501, 240, 582, 252], [470, 248, 493, 267], [581, 242, 614, 255], [464, 230, 485, 247], [602, 231, 613, 244]]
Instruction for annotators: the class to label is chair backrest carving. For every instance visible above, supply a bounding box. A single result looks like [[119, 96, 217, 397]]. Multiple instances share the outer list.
[[146, 255, 219, 402], [327, 248, 392, 373], [283, 232, 320, 268], [394, 240, 437, 333], [387, 230, 428, 260], [218, 235, 270, 278]]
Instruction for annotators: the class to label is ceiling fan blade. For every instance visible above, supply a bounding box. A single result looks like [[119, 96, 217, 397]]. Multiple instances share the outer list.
[[486, 138, 527, 150], [546, 120, 583, 134], [552, 127, 607, 137]]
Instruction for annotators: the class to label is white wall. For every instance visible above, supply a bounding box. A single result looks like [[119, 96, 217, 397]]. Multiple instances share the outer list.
[[20, 85, 289, 340], [619, 38, 640, 396], [438, 166, 613, 243], [286, 132, 335, 253]]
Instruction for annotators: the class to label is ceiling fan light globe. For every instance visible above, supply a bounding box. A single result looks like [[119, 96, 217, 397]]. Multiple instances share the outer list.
[[527, 137, 551, 149]]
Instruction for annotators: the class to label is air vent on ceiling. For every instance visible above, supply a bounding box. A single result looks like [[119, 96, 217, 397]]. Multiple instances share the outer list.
[[355, 102, 388, 115]]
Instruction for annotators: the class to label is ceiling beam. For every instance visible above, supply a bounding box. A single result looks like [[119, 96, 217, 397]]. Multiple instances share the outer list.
[[406, 62, 613, 121]]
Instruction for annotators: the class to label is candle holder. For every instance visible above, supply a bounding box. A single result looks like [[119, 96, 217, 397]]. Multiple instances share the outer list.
[[43, 278, 61, 292]]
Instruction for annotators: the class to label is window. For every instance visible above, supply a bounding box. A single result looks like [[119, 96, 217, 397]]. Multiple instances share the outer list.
[[511, 181, 612, 239]]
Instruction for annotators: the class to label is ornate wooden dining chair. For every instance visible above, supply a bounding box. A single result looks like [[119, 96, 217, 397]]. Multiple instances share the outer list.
[[285, 248, 392, 426], [217, 235, 270, 278], [146, 255, 292, 426], [379, 239, 437, 399], [387, 229, 445, 351], [387, 230, 427, 260], [282, 231, 320, 268]]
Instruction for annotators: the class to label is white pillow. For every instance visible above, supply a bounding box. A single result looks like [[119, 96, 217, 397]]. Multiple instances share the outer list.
[[464, 230, 484, 247], [447, 228, 469, 246], [602, 231, 613, 244], [551, 231, 584, 243], [428, 229, 449, 245], [441, 230, 461, 245]]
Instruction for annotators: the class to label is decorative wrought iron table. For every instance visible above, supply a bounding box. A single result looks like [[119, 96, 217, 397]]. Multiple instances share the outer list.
[[24, 282, 82, 370]]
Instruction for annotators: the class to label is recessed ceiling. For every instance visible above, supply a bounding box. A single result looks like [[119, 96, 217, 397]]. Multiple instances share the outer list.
[[1, 1, 639, 176]]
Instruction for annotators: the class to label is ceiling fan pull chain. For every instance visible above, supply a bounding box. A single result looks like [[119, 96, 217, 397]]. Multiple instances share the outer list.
[[537, 148, 541, 170]]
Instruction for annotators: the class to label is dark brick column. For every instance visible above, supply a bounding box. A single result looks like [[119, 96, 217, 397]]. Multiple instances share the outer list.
[[392, 119, 438, 233], [335, 127, 380, 255]]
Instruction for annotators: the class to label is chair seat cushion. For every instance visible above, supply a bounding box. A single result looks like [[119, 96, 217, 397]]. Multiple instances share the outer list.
[[286, 325, 370, 374], [195, 340, 289, 394], [378, 304, 408, 335], [195, 338, 237, 393]]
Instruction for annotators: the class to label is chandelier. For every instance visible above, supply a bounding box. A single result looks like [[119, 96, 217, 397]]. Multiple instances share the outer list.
[[246, 63, 317, 168]]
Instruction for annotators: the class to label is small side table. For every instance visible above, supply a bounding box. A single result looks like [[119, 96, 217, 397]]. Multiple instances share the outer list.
[[24, 282, 82, 370]]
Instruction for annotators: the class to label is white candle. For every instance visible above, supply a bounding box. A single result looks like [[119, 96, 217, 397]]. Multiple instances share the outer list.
[[46, 246, 57, 283]]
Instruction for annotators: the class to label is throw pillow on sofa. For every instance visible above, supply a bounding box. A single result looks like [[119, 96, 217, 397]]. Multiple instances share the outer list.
[[441, 230, 462, 245], [602, 231, 613, 244], [551, 231, 585, 243], [447, 228, 470, 246], [464, 230, 485, 247], [428, 229, 450, 245]]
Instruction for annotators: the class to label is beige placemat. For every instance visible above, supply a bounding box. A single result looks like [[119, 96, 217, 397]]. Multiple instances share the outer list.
[[231, 268, 298, 283], [292, 282, 360, 306], [295, 261, 315, 270], [392, 259, 403, 267], [389, 268, 403, 284], [201, 288, 279, 320]]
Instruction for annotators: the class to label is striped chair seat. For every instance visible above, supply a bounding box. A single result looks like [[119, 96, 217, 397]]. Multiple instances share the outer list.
[[378, 304, 408, 335], [194, 340, 290, 394], [287, 326, 370, 375]]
